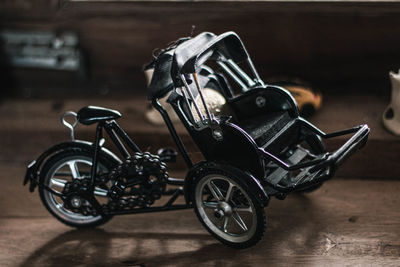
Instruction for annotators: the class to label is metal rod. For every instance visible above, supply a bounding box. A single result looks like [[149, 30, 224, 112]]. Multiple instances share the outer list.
[[247, 57, 264, 86], [167, 177, 185, 186], [104, 126, 131, 159], [261, 124, 368, 172], [298, 118, 362, 139], [192, 72, 212, 121], [164, 188, 183, 207], [179, 87, 196, 123], [216, 61, 248, 90], [152, 99, 193, 168], [227, 59, 256, 87], [61, 111, 78, 141], [108, 204, 189, 215], [200, 65, 214, 75], [90, 124, 102, 192], [180, 74, 204, 121], [328, 125, 369, 158], [259, 147, 328, 171], [110, 121, 142, 153]]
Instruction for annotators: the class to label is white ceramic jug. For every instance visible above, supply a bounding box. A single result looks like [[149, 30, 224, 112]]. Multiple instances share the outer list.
[[383, 70, 400, 135]]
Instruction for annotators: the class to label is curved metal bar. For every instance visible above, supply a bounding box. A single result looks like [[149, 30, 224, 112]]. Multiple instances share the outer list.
[[152, 98, 193, 168], [217, 61, 248, 90], [298, 117, 365, 138], [260, 124, 369, 171], [247, 58, 264, 86], [259, 147, 328, 171], [226, 59, 255, 87], [61, 111, 78, 141]]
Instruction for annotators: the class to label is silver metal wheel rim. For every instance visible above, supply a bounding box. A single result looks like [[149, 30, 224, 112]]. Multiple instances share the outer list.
[[195, 174, 257, 243], [43, 155, 109, 225]]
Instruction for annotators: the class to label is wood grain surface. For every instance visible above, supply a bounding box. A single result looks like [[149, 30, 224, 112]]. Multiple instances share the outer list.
[[1, 163, 399, 266]]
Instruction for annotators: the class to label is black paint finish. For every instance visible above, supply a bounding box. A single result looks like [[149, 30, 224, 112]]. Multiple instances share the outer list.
[[23, 31, 370, 249]]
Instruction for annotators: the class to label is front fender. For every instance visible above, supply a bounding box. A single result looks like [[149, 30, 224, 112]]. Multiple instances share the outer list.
[[24, 140, 122, 192], [184, 161, 270, 207]]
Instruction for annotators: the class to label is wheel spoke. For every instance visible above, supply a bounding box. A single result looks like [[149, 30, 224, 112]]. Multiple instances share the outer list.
[[50, 178, 67, 188], [203, 201, 218, 209], [53, 172, 73, 177], [232, 211, 248, 231], [225, 182, 234, 202], [222, 216, 229, 233], [67, 162, 80, 179], [211, 181, 225, 199], [207, 181, 223, 201], [235, 206, 253, 213]]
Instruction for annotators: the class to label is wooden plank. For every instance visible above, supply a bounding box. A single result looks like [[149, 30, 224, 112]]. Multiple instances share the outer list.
[[1, 168, 400, 266]]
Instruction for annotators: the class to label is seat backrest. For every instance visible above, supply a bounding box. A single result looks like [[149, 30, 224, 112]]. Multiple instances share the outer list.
[[227, 85, 299, 122]]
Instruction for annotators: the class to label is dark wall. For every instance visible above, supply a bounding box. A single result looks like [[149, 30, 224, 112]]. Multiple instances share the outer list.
[[1, 1, 400, 96]]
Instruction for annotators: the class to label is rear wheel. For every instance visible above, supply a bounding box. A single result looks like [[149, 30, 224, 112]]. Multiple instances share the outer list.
[[192, 166, 266, 248], [39, 149, 118, 228]]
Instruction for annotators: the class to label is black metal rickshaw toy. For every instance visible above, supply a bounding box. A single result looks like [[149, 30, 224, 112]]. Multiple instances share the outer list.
[[24, 31, 370, 248]]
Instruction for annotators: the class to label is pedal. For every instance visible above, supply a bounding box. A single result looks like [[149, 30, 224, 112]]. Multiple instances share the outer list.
[[157, 147, 178, 163]]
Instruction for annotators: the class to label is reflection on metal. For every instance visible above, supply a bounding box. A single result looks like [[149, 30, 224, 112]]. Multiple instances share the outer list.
[[226, 59, 255, 87], [216, 61, 247, 90], [61, 111, 78, 141], [0, 30, 82, 71], [247, 58, 264, 86]]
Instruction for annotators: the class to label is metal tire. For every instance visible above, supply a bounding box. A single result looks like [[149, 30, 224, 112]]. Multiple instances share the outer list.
[[192, 166, 266, 249], [38, 149, 116, 228]]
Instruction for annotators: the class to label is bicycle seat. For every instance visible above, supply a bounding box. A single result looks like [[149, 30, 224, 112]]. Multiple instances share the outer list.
[[77, 106, 121, 125]]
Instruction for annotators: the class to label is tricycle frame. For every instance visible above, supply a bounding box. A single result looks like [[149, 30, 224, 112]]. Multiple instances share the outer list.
[[89, 118, 195, 215], [24, 111, 195, 216], [23, 30, 370, 249]]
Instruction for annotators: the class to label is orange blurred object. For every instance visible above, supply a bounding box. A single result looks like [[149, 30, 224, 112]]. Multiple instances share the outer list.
[[273, 81, 322, 117]]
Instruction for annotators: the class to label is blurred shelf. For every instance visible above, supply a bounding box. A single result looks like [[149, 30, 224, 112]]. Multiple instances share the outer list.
[[2, 0, 400, 94]]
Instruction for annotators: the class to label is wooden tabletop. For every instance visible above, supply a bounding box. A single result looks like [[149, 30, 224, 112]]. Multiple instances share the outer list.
[[1, 163, 399, 266]]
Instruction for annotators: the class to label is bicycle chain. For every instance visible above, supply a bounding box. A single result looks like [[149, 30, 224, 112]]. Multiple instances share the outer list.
[[62, 152, 168, 216], [62, 178, 99, 216], [99, 152, 168, 213]]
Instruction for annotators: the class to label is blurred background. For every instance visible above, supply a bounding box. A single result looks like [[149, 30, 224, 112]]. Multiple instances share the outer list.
[[2, 1, 400, 97], [1, 1, 400, 266]]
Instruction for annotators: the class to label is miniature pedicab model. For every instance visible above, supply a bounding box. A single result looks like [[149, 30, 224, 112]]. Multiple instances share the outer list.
[[24, 31, 370, 248]]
